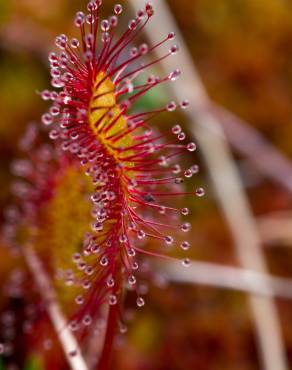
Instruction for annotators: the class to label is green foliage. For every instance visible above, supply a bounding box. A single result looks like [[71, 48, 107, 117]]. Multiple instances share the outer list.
[[24, 357, 43, 370]]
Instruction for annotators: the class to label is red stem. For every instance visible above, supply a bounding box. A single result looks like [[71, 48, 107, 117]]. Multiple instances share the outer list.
[[97, 304, 119, 370]]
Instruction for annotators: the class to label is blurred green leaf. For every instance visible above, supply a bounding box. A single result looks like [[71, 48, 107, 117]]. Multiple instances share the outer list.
[[0, 358, 5, 370], [24, 356, 43, 370], [0, 0, 11, 25]]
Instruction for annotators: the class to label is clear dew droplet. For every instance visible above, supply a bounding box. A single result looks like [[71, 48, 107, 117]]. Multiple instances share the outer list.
[[128, 275, 136, 285], [172, 164, 181, 174], [50, 69, 61, 78], [100, 256, 109, 266], [110, 15, 118, 27], [101, 19, 110, 32], [48, 52, 58, 62], [83, 280, 91, 289], [69, 320, 79, 331], [136, 297, 145, 307], [83, 315, 92, 326], [72, 253, 81, 262], [178, 132, 186, 141], [75, 13, 85, 27], [128, 19, 137, 30], [85, 266, 93, 275], [191, 164, 199, 174], [139, 43, 149, 54], [119, 323, 128, 334], [182, 258, 191, 267], [168, 31, 175, 40], [184, 169, 193, 178], [181, 241, 190, 250], [77, 261, 86, 271], [130, 47, 138, 57], [146, 3, 154, 15], [138, 230, 146, 239], [84, 50, 93, 61], [137, 9, 145, 19], [109, 294, 118, 305], [180, 100, 190, 109], [119, 234, 127, 243], [49, 130, 59, 140], [181, 222, 191, 232], [114, 4, 123, 15], [181, 208, 189, 216], [85, 33, 94, 47], [132, 261, 139, 270], [50, 106, 60, 116], [172, 124, 182, 135], [55, 34, 67, 49], [42, 113, 53, 126], [129, 222, 136, 231], [107, 277, 115, 287], [170, 45, 179, 54], [164, 236, 174, 245], [75, 295, 84, 305], [196, 187, 205, 197], [169, 68, 181, 81], [187, 142, 197, 152], [167, 101, 177, 112], [127, 248, 136, 257], [87, 1, 97, 12], [101, 32, 110, 43], [41, 90, 51, 101]]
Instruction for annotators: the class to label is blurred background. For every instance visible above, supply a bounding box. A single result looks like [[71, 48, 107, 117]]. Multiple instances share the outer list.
[[1, 0, 292, 369]]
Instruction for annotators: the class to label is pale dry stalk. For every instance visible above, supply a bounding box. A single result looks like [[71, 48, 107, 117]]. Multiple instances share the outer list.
[[128, 1, 288, 369], [23, 246, 89, 370]]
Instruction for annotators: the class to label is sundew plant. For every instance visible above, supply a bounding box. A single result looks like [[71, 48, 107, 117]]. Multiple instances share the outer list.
[[3, 1, 204, 369]]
